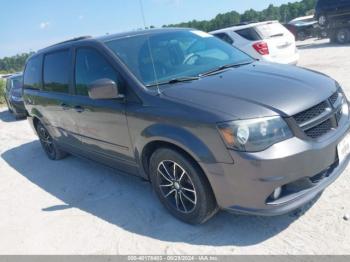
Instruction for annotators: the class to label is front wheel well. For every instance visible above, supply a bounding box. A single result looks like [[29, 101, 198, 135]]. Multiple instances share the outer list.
[[142, 141, 202, 180]]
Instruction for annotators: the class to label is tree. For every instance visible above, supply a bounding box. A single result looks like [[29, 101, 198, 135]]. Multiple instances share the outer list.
[[165, 0, 317, 31], [0, 52, 34, 73]]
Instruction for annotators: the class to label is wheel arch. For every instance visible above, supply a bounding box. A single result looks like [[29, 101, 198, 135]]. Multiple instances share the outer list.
[[135, 124, 218, 180]]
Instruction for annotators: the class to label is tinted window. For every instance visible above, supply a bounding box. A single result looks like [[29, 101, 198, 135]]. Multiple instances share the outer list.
[[11, 76, 23, 90], [23, 56, 41, 90], [235, 28, 261, 41], [75, 48, 118, 96], [214, 33, 234, 44], [43, 50, 70, 93]]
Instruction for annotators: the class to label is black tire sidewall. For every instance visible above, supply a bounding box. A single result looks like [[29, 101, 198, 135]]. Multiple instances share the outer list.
[[336, 29, 350, 44], [149, 148, 217, 224], [36, 122, 58, 160]]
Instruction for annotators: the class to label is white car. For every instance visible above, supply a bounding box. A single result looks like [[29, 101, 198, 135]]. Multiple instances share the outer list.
[[210, 21, 299, 65]]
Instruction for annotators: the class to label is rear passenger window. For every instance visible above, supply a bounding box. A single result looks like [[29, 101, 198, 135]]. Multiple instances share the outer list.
[[235, 28, 261, 41], [23, 56, 42, 90], [214, 33, 234, 45], [43, 50, 70, 93], [75, 48, 118, 96]]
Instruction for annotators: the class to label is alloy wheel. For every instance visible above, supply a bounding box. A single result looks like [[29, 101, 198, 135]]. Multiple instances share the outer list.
[[157, 160, 197, 213], [37, 125, 55, 158], [319, 15, 327, 26]]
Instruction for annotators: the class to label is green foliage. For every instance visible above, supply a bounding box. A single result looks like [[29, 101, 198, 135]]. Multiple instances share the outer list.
[[0, 79, 6, 105], [164, 0, 317, 31], [0, 52, 34, 74]]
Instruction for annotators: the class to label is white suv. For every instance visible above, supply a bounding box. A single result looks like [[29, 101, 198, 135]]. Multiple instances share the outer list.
[[210, 21, 299, 65]]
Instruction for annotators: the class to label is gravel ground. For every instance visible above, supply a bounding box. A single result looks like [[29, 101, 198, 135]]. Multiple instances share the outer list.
[[0, 39, 349, 255]]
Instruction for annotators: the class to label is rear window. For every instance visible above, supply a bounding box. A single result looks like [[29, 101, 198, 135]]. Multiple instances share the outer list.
[[255, 23, 287, 39], [235, 28, 261, 41], [23, 56, 42, 90], [213, 33, 234, 44], [43, 50, 70, 93]]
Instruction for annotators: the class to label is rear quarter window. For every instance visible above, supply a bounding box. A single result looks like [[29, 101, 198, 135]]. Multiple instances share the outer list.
[[235, 28, 261, 41], [43, 50, 70, 93], [23, 56, 42, 90]]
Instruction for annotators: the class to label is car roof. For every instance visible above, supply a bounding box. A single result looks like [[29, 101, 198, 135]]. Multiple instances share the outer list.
[[210, 20, 279, 34], [97, 27, 192, 42], [34, 27, 192, 55]]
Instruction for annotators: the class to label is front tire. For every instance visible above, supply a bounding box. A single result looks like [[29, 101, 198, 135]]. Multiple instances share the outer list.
[[5, 100, 13, 113], [318, 14, 327, 26], [36, 121, 67, 160], [149, 148, 218, 224]]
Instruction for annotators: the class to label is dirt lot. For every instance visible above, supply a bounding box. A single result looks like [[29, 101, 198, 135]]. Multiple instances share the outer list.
[[0, 39, 349, 255]]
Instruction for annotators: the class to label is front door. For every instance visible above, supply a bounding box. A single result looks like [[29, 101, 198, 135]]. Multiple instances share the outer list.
[[72, 47, 135, 168]]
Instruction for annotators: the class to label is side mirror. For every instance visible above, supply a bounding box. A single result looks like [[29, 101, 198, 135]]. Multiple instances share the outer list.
[[88, 78, 124, 100]]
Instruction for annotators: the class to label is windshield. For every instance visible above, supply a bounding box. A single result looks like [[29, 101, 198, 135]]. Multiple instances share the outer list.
[[105, 30, 253, 87]]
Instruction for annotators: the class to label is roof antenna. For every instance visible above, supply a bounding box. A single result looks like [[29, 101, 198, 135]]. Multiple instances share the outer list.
[[139, 0, 161, 95]]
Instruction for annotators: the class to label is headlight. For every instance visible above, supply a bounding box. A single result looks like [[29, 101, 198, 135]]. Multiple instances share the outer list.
[[337, 82, 349, 117], [218, 116, 293, 152]]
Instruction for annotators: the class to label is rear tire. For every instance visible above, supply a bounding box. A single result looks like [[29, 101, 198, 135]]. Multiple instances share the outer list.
[[149, 148, 218, 224], [36, 121, 68, 160], [336, 28, 350, 44]]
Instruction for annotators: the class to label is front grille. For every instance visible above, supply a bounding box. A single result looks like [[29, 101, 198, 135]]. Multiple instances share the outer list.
[[293, 91, 342, 139], [304, 119, 332, 139], [294, 101, 329, 125]]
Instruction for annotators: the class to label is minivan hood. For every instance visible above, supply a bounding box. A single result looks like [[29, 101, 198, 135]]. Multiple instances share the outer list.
[[162, 62, 337, 120]]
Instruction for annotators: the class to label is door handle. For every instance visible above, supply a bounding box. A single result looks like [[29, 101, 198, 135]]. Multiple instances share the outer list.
[[74, 105, 85, 113], [60, 103, 70, 110]]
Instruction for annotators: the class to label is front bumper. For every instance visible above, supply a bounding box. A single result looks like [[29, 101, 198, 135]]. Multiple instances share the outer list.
[[200, 117, 350, 216]]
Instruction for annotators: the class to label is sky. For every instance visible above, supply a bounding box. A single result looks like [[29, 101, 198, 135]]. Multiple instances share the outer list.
[[0, 0, 297, 58]]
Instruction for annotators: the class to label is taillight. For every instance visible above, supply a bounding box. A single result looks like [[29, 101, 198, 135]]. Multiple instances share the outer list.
[[253, 41, 269, 55]]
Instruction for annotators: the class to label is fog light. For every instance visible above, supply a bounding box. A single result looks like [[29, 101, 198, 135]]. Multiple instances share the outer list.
[[272, 187, 282, 200]]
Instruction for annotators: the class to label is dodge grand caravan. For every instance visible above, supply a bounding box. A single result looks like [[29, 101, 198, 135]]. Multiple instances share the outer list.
[[23, 28, 350, 224]]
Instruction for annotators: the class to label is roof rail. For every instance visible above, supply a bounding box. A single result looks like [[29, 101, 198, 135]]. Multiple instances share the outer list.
[[39, 36, 92, 51]]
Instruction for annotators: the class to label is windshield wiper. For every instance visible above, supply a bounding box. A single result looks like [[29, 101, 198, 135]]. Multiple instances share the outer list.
[[146, 76, 200, 87], [199, 61, 253, 77]]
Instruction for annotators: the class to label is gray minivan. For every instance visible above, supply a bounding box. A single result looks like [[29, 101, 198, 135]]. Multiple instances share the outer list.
[[23, 28, 350, 224]]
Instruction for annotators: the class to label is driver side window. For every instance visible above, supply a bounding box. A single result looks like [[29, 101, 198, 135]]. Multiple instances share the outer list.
[[75, 48, 118, 96]]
